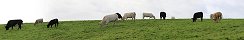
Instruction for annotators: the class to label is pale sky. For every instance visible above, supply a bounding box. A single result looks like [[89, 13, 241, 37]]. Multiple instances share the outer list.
[[0, 0, 244, 24]]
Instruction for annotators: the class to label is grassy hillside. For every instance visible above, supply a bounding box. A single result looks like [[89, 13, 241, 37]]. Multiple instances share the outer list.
[[0, 19, 244, 40]]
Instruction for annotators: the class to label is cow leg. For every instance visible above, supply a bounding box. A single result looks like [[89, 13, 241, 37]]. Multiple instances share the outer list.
[[57, 23, 59, 27], [217, 17, 220, 23], [192, 18, 196, 22], [132, 17, 135, 20], [164, 17, 166, 20], [133, 17, 135, 22], [201, 17, 203, 22], [153, 17, 155, 19], [160, 16, 162, 19], [134, 17, 136, 20], [18, 24, 21, 29], [55, 23, 58, 27]]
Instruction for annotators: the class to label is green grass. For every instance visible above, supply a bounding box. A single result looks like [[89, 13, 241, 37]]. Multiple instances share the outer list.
[[0, 19, 244, 40]]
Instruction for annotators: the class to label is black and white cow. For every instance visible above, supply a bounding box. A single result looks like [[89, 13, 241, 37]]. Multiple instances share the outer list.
[[5, 19, 23, 30], [192, 12, 203, 22]]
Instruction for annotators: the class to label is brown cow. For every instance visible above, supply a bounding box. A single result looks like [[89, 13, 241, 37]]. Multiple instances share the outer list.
[[211, 12, 222, 23]]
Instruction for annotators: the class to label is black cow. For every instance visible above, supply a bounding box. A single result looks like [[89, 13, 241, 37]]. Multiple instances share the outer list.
[[115, 13, 122, 19], [47, 19, 59, 28], [192, 12, 203, 22], [5, 19, 23, 30], [160, 12, 166, 20]]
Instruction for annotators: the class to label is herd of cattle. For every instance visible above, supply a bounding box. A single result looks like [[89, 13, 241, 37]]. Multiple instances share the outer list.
[[4, 18, 59, 30], [3, 12, 222, 30], [99, 12, 222, 27]]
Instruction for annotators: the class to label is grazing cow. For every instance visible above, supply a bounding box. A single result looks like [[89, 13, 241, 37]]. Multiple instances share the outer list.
[[100, 13, 121, 27], [122, 12, 136, 20], [5, 19, 23, 30], [34, 18, 43, 26], [211, 12, 222, 23], [160, 12, 166, 20], [143, 13, 155, 19], [47, 19, 59, 28], [192, 12, 203, 22]]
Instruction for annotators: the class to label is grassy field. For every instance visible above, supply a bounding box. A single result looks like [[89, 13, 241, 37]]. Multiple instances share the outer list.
[[0, 19, 244, 40]]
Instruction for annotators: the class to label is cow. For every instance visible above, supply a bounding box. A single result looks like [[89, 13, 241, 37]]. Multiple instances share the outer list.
[[34, 18, 43, 26], [100, 13, 121, 27], [171, 16, 175, 20], [5, 19, 23, 30], [211, 12, 222, 23], [192, 12, 203, 22], [160, 12, 166, 20], [143, 13, 155, 19], [122, 12, 136, 21], [47, 19, 59, 28]]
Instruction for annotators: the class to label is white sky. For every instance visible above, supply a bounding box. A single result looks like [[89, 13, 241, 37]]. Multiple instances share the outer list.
[[0, 0, 244, 24]]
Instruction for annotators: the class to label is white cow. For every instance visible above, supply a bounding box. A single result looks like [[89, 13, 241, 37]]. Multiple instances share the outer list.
[[34, 18, 43, 26], [171, 16, 175, 19], [100, 13, 119, 27], [143, 13, 155, 19], [122, 12, 136, 21]]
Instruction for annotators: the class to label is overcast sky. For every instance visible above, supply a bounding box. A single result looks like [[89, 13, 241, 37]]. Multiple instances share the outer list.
[[0, 0, 244, 24]]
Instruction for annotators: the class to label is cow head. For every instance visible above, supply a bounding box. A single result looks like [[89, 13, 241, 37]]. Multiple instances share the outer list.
[[5, 26, 9, 30], [153, 16, 156, 19], [192, 18, 196, 22], [115, 13, 122, 19], [47, 25, 50, 28]]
